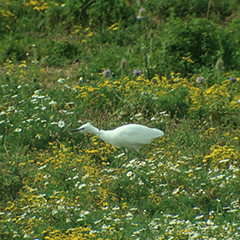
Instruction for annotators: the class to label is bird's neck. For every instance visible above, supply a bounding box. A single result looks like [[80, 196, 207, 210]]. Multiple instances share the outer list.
[[99, 129, 112, 143], [89, 125, 100, 137]]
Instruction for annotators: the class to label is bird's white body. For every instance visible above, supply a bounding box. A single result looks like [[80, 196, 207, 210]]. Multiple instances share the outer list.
[[71, 123, 164, 160], [99, 124, 163, 152]]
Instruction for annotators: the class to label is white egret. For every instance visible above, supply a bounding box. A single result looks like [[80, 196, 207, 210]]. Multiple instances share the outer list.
[[71, 123, 164, 160]]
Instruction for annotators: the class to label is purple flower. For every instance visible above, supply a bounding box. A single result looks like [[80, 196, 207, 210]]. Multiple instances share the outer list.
[[133, 70, 143, 76], [229, 77, 237, 82], [196, 77, 205, 84], [102, 69, 112, 77]]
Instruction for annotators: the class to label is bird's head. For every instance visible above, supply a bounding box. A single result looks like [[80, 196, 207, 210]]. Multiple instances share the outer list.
[[71, 122, 95, 134]]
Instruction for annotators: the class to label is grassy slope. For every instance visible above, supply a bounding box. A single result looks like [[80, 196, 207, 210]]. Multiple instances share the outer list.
[[0, 1, 240, 239]]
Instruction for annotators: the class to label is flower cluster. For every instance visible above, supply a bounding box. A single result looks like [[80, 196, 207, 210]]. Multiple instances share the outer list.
[[1, 137, 239, 239], [1, 60, 239, 239]]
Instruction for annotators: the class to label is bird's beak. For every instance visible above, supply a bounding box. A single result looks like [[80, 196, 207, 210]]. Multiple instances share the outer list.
[[71, 128, 81, 132]]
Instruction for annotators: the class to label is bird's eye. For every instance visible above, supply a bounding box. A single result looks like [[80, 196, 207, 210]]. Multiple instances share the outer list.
[[80, 127, 85, 130]]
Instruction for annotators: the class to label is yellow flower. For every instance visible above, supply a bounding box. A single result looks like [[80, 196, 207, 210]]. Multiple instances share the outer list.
[[108, 23, 119, 30], [87, 32, 93, 37]]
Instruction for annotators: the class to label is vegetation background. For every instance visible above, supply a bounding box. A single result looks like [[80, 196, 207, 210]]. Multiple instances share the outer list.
[[0, 0, 240, 239]]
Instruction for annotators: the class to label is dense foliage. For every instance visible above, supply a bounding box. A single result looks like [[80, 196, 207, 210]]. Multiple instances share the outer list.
[[0, 0, 240, 239]]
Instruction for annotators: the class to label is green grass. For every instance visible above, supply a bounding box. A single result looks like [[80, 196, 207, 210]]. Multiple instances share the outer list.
[[1, 0, 240, 239]]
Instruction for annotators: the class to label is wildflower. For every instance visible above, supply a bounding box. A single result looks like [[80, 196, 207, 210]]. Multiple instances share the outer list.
[[132, 69, 142, 76], [190, 232, 200, 239], [0, 120, 6, 125], [138, 179, 144, 185], [196, 76, 205, 83], [34, 89, 41, 94], [7, 106, 15, 112], [159, 111, 166, 115], [219, 158, 229, 163], [72, 174, 79, 179], [87, 32, 93, 37], [135, 113, 142, 118], [94, 219, 102, 224], [193, 207, 200, 210], [126, 171, 133, 177], [120, 58, 128, 71], [102, 224, 110, 230], [35, 134, 41, 139], [195, 214, 204, 220], [132, 230, 140, 235], [126, 212, 133, 219], [102, 205, 109, 210], [112, 206, 120, 211], [229, 77, 237, 82], [15, 128, 22, 132], [129, 207, 138, 211], [137, 7, 147, 20], [12, 94, 18, 98], [37, 193, 46, 198], [172, 187, 179, 195], [150, 117, 158, 121], [113, 218, 121, 223], [64, 84, 71, 89], [215, 58, 224, 70], [78, 183, 87, 189], [108, 23, 119, 30], [38, 165, 47, 171], [80, 210, 90, 217], [49, 100, 57, 105], [206, 219, 214, 225], [58, 120, 65, 128], [23, 234, 32, 238], [102, 69, 112, 77], [115, 152, 125, 158], [38, 95, 45, 99], [57, 78, 65, 83]]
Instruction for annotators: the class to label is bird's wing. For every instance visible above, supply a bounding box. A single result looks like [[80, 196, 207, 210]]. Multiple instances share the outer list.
[[114, 124, 163, 147]]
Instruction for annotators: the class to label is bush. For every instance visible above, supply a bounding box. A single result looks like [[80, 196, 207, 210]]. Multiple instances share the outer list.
[[155, 17, 240, 75], [147, 0, 232, 20]]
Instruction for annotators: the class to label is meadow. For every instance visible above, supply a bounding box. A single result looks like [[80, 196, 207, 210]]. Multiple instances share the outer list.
[[0, 0, 240, 239]]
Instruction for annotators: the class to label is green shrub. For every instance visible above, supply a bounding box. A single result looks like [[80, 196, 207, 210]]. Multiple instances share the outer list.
[[155, 17, 240, 75], [147, 0, 232, 20]]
